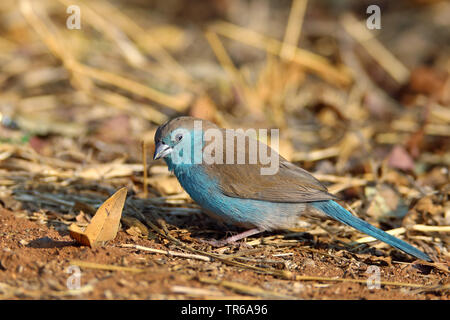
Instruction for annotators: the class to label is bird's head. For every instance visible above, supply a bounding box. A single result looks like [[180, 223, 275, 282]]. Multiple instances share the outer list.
[[153, 116, 218, 170]]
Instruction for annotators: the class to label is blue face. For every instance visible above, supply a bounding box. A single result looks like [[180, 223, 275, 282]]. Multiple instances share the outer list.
[[154, 128, 204, 171]]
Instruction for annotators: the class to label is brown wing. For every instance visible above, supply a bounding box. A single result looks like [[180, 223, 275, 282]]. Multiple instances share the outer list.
[[203, 129, 337, 203]]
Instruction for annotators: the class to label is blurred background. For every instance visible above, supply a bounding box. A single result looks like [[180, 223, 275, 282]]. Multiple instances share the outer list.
[[0, 0, 449, 234], [0, 0, 449, 300]]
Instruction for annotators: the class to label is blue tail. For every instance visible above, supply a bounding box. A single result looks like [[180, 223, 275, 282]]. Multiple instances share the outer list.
[[311, 200, 432, 261]]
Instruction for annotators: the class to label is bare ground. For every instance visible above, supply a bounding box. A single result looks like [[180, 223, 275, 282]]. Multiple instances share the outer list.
[[0, 206, 448, 300]]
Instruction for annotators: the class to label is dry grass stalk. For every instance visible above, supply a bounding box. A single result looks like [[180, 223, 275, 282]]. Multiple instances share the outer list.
[[340, 13, 410, 84], [204, 30, 262, 115], [209, 21, 352, 86], [82, 0, 194, 87], [70, 260, 146, 273], [280, 0, 308, 60], [198, 277, 297, 299], [171, 285, 225, 297], [91, 88, 168, 124], [20, 0, 191, 112], [291, 146, 341, 161], [121, 243, 212, 262], [57, 0, 146, 68], [70, 61, 192, 112], [356, 225, 450, 244], [0, 282, 94, 298], [291, 275, 436, 289]]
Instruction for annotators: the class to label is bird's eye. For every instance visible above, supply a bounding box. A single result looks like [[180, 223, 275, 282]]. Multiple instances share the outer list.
[[175, 133, 183, 142]]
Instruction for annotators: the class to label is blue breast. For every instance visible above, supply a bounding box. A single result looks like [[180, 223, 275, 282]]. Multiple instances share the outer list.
[[170, 162, 304, 230]]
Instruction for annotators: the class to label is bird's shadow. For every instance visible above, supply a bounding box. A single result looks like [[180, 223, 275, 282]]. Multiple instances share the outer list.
[[26, 236, 77, 249]]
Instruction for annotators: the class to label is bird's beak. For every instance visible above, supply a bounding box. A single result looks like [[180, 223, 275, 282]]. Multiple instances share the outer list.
[[153, 142, 173, 160]]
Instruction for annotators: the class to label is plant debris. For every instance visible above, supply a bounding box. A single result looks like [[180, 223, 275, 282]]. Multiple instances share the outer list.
[[0, 0, 449, 300]]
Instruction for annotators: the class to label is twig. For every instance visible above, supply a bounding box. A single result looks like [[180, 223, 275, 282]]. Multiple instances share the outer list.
[[356, 225, 450, 244], [291, 275, 434, 288], [121, 244, 212, 262], [291, 146, 341, 161], [171, 285, 225, 297], [412, 225, 450, 232], [198, 277, 297, 299]]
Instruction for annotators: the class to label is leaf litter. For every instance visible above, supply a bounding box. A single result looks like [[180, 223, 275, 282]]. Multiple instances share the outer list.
[[0, 0, 449, 299]]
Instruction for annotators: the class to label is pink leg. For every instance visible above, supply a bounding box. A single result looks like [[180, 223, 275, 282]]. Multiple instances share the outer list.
[[222, 228, 263, 243], [202, 228, 263, 247]]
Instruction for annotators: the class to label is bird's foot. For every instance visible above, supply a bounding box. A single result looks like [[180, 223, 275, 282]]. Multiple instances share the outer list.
[[199, 228, 263, 247], [198, 238, 229, 247]]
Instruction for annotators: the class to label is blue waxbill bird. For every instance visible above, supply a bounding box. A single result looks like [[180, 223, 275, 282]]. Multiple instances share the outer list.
[[153, 116, 432, 261]]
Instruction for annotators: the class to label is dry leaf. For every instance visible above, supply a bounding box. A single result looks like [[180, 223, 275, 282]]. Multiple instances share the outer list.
[[75, 211, 90, 225], [69, 187, 127, 248], [387, 145, 415, 171], [122, 216, 149, 237], [414, 196, 443, 215], [366, 184, 408, 221], [68, 224, 91, 247], [408, 67, 448, 102]]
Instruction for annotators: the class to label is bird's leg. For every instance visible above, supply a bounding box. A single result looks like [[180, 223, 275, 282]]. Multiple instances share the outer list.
[[202, 228, 263, 247], [222, 228, 263, 243]]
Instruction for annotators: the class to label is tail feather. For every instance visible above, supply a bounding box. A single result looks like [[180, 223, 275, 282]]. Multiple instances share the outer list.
[[311, 200, 432, 262]]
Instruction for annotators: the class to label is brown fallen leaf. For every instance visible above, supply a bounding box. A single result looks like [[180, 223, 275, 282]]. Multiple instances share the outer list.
[[69, 187, 127, 248], [387, 145, 415, 171], [408, 67, 448, 102], [68, 224, 91, 247], [414, 196, 443, 216], [122, 216, 149, 237], [74, 211, 90, 225], [365, 184, 408, 221]]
